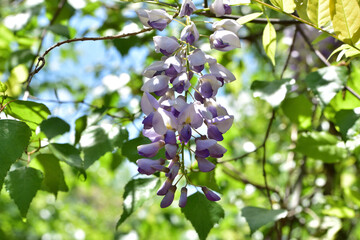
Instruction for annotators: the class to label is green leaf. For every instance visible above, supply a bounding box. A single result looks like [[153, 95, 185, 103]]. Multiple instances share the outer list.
[[116, 178, 159, 228], [40, 117, 70, 140], [305, 66, 348, 105], [122, 136, 150, 163], [80, 126, 112, 169], [269, 0, 296, 13], [242, 206, 287, 233], [0, 120, 31, 191], [49, 143, 83, 169], [5, 167, 43, 218], [329, 0, 360, 45], [0, 81, 8, 93], [262, 22, 276, 65], [181, 192, 225, 240], [111, 127, 129, 148], [281, 95, 312, 129], [4, 100, 51, 130], [48, 24, 70, 38], [74, 115, 87, 145], [307, 0, 331, 27], [236, 12, 263, 25], [10, 49, 35, 68], [251, 79, 291, 107], [188, 171, 221, 192], [34, 154, 68, 197], [322, 206, 355, 218], [295, 0, 311, 22], [295, 132, 347, 163], [334, 109, 359, 139]]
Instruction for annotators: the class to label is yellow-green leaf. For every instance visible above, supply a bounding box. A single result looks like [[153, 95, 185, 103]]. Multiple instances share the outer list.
[[330, 0, 360, 45], [295, 0, 311, 22], [270, 0, 296, 13], [262, 22, 277, 66], [307, 0, 331, 27], [236, 12, 263, 25]]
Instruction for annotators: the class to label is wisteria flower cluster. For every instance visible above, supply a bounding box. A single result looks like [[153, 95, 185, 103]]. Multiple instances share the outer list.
[[135, 0, 240, 208]]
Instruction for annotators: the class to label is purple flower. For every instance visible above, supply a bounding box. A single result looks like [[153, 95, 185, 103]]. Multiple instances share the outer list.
[[164, 56, 183, 77], [136, 9, 172, 31], [188, 49, 206, 73], [198, 74, 222, 98], [207, 124, 224, 141], [161, 185, 177, 208], [141, 75, 170, 96], [141, 92, 160, 115], [180, 22, 199, 45], [142, 128, 163, 142], [178, 102, 203, 129], [180, 124, 192, 143], [210, 0, 231, 17], [179, 0, 197, 17], [202, 186, 221, 201], [210, 30, 240, 52], [172, 72, 191, 93], [207, 115, 234, 133], [136, 158, 167, 175], [154, 36, 180, 56], [166, 160, 180, 180], [142, 61, 167, 78], [137, 140, 165, 158], [208, 143, 227, 158], [196, 157, 216, 172], [152, 108, 178, 135], [157, 178, 173, 195], [165, 144, 178, 159], [213, 19, 242, 34], [179, 187, 188, 208], [209, 62, 236, 83]]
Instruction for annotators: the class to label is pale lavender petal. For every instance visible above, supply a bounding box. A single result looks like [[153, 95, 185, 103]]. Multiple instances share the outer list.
[[209, 0, 225, 17], [212, 19, 241, 34], [154, 36, 180, 56], [165, 144, 178, 159], [180, 22, 199, 45], [210, 115, 234, 133], [142, 61, 166, 78], [141, 75, 169, 94], [210, 30, 241, 52], [142, 112, 154, 129], [179, 187, 188, 208], [137, 141, 164, 158], [153, 108, 178, 135], [207, 125, 223, 141], [179, 0, 197, 17], [160, 186, 177, 208], [209, 143, 227, 158], [202, 187, 221, 201], [141, 92, 159, 115], [196, 157, 216, 172], [167, 161, 180, 180], [142, 128, 163, 142]]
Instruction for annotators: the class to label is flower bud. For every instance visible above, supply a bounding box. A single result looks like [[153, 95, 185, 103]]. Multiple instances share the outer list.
[[179, 0, 197, 17], [213, 19, 241, 34], [136, 158, 166, 175], [180, 22, 199, 45], [188, 49, 206, 73], [196, 157, 216, 172], [154, 36, 180, 56], [201, 186, 221, 201], [137, 140, 165, 158], [136, 9, 172, 31], [161, 185, 177, 208], [210, 0, 231, 17], [179, 187, 188, 208], [141, 75, 170, 96], [157, 178, 173, 195]]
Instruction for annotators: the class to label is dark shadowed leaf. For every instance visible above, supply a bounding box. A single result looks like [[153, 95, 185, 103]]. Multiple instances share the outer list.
[[5, 167, 43, 218], [40, 117, 70, 140], [0, 120, 31, 191], [188, 171, 221, 192], [116, 178, 159, 228], [335, 109, 359, 140], [242, 206, 287, 233], [281, 95, 313, 129], [35, 154, 68, 197], [49, 143, 83, 169], [181, 192, 225, 240], [74, 115, 87, 145], [48, 24, 70, 38]]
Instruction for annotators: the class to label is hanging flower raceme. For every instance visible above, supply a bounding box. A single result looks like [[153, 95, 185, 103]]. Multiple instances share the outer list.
[[134, 0, 238, 208]]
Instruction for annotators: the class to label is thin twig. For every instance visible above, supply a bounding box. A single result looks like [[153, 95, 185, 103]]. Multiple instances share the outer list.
[[297, 25, 331, 67], [280, 27, 298, 79], [25, 27, 154, 90]]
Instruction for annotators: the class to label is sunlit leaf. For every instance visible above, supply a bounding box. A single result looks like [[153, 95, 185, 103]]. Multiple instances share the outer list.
[[262, 22, 276, 65], [322, 206, 355, 218], [40, 117, 70, 140], [0, 120, 31, 191], [242, 206, 287, 233], [122, 136, 150, 163], [305, 66, 348, 106], [116, 178, 159, 228], [270, 0, 296, 13], [295, 132, 347, 163], [236, 12, 263, 25], [329, 0, 360, 45], [251, 79, 291, 107], [5, 167, 43, 218], [181, 192, 225, 240], [307, 0, 331, 27], [74, 115, 87, 145], [4, 100, 51, 130]]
